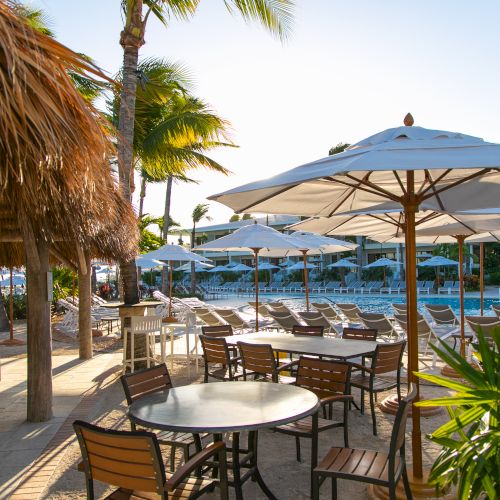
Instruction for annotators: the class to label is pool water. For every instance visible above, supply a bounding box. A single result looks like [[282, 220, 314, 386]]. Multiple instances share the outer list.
[[261, 294, 499, 317]]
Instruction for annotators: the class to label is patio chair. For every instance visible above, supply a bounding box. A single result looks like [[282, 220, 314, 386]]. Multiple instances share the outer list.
[[311, 302, 343, 323], [350, 341, 406, 435], [267, 309, 301, 333], [199, 334, 244, 382], [237, 341, 296, 383], [357, 312, 399, 340], [341, 327, 378, 341], [312, 386, 416, 500], [417, 281, 434, 294], [425, 303, 460, 327], [336, 303, 363, 323], [120, 364, 208, 470], [275, 357, 352, 484], [298, 311, 337, 335], [73, 420, 228, 500], [438, 280, 455, 294], [379, 280, 398, 294], [292, 325, 324, 336], [491, 304, 500, 317], [465, 315, 500, 345], [193, 307, 226, 327], [213, 308, 255, 332]]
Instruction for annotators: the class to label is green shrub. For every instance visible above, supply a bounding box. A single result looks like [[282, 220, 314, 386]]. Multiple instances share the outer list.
[[2, 294, 27, 320]]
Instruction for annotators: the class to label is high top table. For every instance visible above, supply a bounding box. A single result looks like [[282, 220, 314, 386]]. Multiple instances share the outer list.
[[225, 332, 378, 360], [128, 381, 320, 500]]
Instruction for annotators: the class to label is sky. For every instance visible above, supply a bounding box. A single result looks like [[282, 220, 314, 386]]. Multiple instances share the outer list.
[[38, 0, 500, 230]]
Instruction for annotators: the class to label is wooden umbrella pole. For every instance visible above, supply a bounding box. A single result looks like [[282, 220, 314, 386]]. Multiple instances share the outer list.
[[169, 260, 173, 318], [480, 242, 484, 316], [456, 236, 466, 357], [404, 170, 423, 479], [9, 268, 13, 340], [253, 249, 260, 331], [302, 250, 309, 311]]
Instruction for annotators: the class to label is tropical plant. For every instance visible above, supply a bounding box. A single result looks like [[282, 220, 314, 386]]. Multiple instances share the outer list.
[[190, 203, 212, 292], [117, 0, 294, 304], [52, 267, 78, 304], [415, 330, 500, 499], [328, 142, 350, 155], [229, 214, 240, 222]]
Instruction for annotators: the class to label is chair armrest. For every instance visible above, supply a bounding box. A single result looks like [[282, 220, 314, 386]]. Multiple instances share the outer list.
[[349, 361, 374, 374], [277, 359, 300, 372], [320, 394, 353, 406], [229, 356, 241, 364], [165, 441, 226, 491]]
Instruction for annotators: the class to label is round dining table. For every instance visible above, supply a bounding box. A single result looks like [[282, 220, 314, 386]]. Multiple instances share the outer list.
[[128, 381, 320, 500]]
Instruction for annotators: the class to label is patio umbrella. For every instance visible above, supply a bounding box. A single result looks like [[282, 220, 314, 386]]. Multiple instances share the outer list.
[[327, 258, 359, 268], [207, 265, 230, 273], [207, 115, 500, 483], [194, 223, 309, 330], [174, 262, 214, 272], [258, 262, 280, 270], [143, 244, 211, 321], [261, 231, 356, 310], [230, 263, 254, 272], [136, 256, 164, 269], [363, 257, 402, 286]]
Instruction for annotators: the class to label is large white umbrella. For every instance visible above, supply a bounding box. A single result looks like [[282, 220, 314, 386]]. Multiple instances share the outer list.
[[143, 244, 211, 321], [174, 262, 214, 272], [207, 265, 229, 273], [195, 223, 309, 330], [417, 256, 459, 267], [135, 256, 164, 270], [207, 115, 500, 481], [258, 262, 280, 270], [261, 231, 356, 309], [327, 258, 359, 268], [286, 261, 316, 271], [230, 263, 254, 272]]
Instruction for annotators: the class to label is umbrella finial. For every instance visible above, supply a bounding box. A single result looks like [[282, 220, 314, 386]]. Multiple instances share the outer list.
[[404, 113, 414, 126]]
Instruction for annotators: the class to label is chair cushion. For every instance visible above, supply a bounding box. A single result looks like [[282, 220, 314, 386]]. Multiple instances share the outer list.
[[314, 447, 400, 483]]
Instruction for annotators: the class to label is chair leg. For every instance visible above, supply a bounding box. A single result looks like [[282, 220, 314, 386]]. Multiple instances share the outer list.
[[295, 435, 301, 462], [402, 465, 413, 500], [170, 445, 177, 470], [331, 477, 338, 500], [370, 391, 377, 436], [360, 388, 365, 414], [311, 472, 320, 500]]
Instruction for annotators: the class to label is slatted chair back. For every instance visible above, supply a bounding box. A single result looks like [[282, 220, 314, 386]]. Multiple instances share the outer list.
[[389, 385, 417, 458], [371, 341, 406, 375], [295, 357, 351, 399], [336, 303, 362, 322], [425, 304, 458, 325], [392, 303, 407, 315], [311, 303, 341, 321], [199, 335, 232, 366], [357, 312, 396, 338], [267, 302, 293, 314], [465, 316, 500, 336], [201, 325, 234, 337], [248, 302, 272, 318], [193, 307, 225, 326], [237, 342, 277, 379], [267, 309, 298, 332], [214, 309, 249, 329], [292, 325, 324, 337], [120, 364, 173, 405], [342, 327, 378, 341], [298, 312, 331, 330], [130, 315, 162, 335], [74, 420, 166, 497], [492, 304, 500, 317]]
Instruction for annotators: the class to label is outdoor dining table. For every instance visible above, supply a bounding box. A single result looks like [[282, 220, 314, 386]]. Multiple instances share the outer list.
[[225, 332, 378, 360], [127, 381, 320, 500]]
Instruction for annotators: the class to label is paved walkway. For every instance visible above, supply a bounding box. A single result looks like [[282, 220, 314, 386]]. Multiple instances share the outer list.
[[0, 350, 122, 499]]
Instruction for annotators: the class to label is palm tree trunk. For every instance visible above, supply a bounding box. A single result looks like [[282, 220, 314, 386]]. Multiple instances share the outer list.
[[117, 2, 144, 305], [0, 296, 8, 332], [138, 176, 146, 217], [191, 226, 196, 294], [162, 175, 173, 242]]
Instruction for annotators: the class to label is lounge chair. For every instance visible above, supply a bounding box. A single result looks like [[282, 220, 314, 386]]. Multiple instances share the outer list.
[[311, 302, 343, 322], [379, 280, 398, 294], [193, 307, 226, 327], [213, 308, 256, 333], [335, 303, 363, 323], [283, 281, 304, 292], [298, 311, 338, 335], [492, 304, 500, 317], [352, 281, 367, 294], [267, 309, 301, 332], [357, 311, 400, 340], [465, 315, 500, 345], [392, 303, 407, 315], [248, 301, 273, 319], [417, 281, 434, 294], [266, 301, 295, 315], [438, 280, 455, 295], [424, 304, 459, 327], [324, 281, 341, 292]]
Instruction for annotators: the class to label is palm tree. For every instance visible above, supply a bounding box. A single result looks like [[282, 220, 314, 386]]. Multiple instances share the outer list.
[[117, 0, 294, 304], [190, 203, 212, 293]]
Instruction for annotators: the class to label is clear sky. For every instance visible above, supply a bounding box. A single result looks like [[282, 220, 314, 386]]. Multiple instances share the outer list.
[[39, 0, 500, 229]]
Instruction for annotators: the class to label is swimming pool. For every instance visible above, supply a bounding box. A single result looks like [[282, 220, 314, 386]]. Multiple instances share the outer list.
[[257, 294, 499, 317]]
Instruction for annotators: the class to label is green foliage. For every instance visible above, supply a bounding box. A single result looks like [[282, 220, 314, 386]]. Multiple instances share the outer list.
[[242, 213, 253, 220], [229, 214, 240, 222], [287, 270, 304, 283], [2, 294, 27, 320], [361, 267, 392, 281], [328, 142, 350, 155], [52, 267, 77, 303], [415, 329, 500, 499]]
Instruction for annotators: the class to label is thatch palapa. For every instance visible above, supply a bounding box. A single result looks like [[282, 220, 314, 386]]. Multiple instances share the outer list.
[[0, 1, 138, 421]]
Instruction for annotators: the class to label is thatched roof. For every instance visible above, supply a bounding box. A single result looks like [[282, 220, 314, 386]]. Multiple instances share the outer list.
[[0, 1, 138, 268]]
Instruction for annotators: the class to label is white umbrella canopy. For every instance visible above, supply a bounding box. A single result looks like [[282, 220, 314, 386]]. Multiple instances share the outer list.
[[195, 223, 310, 329], [417, 256, 459, 267], [327, 258, 359, 269], [258, 262, 280, 270], [174, 262, 214, 272], [363, 257, 402, 268], [144, 244, 210, 263], [135, 256, 164, 269], [208, 116, 500, 480], [286, 261, 316, 271], [230, 263, 254, 272], [207, 265, 230, 273]]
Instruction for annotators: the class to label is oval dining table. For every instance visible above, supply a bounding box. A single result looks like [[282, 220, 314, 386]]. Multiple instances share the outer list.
[[128, 381, 320, 500]]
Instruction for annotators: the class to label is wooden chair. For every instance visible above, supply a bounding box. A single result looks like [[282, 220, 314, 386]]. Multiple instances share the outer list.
[[292, 325, 324, 336], [237, 341, 296, 383], [312, 386, 417, 500], [350, 341, 406, 435], [199, 334, 244, 382], [73, 420, 228, 500], [341, 327, 378, 341], [201, 325, 233, 337], [275, 357, 352, 465], [120, 364, 207, 470]]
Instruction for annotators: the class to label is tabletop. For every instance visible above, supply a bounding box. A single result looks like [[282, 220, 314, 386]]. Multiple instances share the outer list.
[[225, 332, 377, 360], [128, 382, 320, 433]]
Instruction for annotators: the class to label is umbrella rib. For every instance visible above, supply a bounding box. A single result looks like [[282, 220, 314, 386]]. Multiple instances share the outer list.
[[414, 211, 443, 226], [370, 213, 401, 227], [448, 214, 476, 234], [392, 170, 406, 195], [324, 173, 372, 216], [343, 173, 401, 202], [235, 184, 298, 213]]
